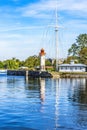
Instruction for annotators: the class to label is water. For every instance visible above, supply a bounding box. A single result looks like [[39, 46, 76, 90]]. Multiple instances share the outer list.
[[0, 76, 87, 130]]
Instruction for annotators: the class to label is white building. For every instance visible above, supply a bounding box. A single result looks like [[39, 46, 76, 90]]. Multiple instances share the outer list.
[[59, 60, 86, 72]]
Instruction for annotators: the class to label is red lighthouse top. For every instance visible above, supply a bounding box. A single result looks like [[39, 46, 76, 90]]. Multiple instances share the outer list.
[[39, 48, 46, 56]]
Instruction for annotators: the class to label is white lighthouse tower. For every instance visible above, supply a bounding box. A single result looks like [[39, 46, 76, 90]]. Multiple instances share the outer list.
[[39, 48, 46, 71]]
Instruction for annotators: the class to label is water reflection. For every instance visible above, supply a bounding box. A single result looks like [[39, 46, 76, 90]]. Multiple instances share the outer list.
[[55, 79, 59, 129], [6, 77, 87, 106], [25, 77, 45, 103], [68, 78, 87, 104], [67, 78, 87, 129], [1, 76, 87, 129], [39, 78, 45, 102], [24, 77, 87, 129]]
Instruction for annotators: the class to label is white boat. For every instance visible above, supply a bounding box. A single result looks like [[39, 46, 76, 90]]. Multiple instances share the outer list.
[[0, 70, 7, 75]]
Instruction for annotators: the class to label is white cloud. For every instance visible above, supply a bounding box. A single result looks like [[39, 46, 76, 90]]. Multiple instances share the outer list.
[[17, 0, 87, 18], [0, 0, 87, 60], [0, 25, 44, 32]]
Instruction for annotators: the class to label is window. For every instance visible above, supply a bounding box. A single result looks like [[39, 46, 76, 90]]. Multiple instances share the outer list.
[[65, 67, 67, 70], [80, 67, 83, 70], [61, 67, 63, 70], [70, 67, 72, 70], [75, 67, 77, 70]]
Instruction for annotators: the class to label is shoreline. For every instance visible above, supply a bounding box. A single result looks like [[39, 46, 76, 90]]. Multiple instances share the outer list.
[[51, 72, 87, 78], [7, 70, 87, 78]]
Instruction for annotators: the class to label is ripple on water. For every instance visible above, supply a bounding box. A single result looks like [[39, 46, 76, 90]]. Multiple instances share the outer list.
[[0, 77, 87, 130]]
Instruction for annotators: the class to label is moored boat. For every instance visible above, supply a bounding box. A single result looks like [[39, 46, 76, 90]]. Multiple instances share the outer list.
[[0, 70, 7, 75]]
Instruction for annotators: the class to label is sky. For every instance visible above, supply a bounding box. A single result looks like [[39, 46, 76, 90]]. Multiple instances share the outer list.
[[0, 0, 87, 60]]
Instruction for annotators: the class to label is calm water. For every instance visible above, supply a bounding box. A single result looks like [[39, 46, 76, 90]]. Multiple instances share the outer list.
[[0, 75, 87, 130]]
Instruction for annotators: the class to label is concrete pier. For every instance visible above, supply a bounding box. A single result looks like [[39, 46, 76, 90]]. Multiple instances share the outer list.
[[7, 70, 53, 78], [7, 70, 87, 78], [7, 70, 26, 76]]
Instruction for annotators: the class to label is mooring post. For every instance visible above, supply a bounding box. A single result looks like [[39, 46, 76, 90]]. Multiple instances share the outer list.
[[25, 70, 29, 83], [25, 70, 28, 77]]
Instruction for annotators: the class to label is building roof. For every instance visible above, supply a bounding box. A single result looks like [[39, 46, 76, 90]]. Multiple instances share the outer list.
[[59, 64, 86, 67]]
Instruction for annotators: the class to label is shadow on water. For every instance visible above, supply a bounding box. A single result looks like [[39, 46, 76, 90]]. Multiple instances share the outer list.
[[68, 78, 87, 104], [65, 78, 87, 130]]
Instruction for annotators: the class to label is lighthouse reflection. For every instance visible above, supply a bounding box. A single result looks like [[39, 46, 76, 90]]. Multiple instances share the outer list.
[[25, 77, 45, 102], [25, 77, 87, 105], [24, 77, 87, 129], [40, 78, 45, 102]]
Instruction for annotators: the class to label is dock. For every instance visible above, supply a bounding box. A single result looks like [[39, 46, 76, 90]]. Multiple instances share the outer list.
[[7, 70, 87, 78], [7, 70, 53, 78]]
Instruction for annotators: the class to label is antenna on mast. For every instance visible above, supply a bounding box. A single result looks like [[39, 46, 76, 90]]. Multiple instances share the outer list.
[[55, 0, 59, 71]]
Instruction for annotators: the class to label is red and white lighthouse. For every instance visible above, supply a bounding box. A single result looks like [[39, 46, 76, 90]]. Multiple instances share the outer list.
[[39, 48, 46, 71]]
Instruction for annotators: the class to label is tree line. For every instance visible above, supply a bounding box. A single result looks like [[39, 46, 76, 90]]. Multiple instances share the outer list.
[[64, 33, 87, 64], [0, 33, 87, 69], [0, 56, 53, 70]]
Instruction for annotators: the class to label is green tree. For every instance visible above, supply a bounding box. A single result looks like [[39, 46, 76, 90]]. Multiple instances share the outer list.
[[19, 60, 25, 67], [76, 34, 87, 49], [24, 55, 40, 68], [79, 47, 87, 64], [63, 56, 78, 64], [67, 34, 87, 64], [0, 61, 4, 69], [68, 34, 87, 56], [68, 43, 78, 56], [45, 59, 52, 66], [3, 58, 19, 69]]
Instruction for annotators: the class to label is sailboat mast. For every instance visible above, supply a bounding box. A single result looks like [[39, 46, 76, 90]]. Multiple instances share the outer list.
[[55, 0, 58, 71]]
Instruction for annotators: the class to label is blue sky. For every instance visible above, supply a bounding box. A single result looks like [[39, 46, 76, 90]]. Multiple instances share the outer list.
[[0, 0, 87, 60]]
